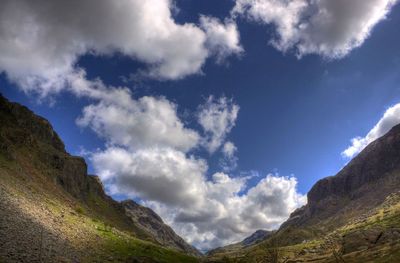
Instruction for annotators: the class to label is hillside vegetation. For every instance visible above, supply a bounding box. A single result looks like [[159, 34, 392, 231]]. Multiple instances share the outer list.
[[0, 94, 199, 262]]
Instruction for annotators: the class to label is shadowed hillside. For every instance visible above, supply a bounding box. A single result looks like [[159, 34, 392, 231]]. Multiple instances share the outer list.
[[0, 94, 200, 262]]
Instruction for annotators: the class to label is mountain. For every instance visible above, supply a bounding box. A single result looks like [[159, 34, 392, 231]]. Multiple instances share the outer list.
[[122, 200, 200, 256], [241, 230, 274, 247], [0, 94, 200, 262], [207, 230, 274, 257], [208, 123, 400, 262]]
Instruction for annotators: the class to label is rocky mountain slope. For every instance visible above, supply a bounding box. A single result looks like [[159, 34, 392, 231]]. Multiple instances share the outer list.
[[122, 200, 200, 256], [208, 123, 400, 262], [0, 94, 200, 262]]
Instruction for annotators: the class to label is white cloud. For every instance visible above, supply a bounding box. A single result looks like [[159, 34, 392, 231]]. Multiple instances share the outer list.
[[77, 94, 200, 153], [0, 0, 242, 97], [342, 103, 400, 158], [91, 146, 306, 250], [200, 16, 243, 62], [222, 141, 238, 158], [92, 147, 208, 206], [232, 0, 398, 58], [198, 96, 240, 153], [220, 141, 239, 172]]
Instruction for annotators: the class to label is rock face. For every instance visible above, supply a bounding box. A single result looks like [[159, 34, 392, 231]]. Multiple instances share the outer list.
[[0, 95, 65, 152], [122, 200, 202, 256], [307, 124, 400, 214], [277, 123, 400, 245], [0, 94, 200, 258]]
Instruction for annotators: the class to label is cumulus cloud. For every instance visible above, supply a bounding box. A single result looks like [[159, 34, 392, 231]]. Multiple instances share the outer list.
[[92, 147, 208, 206], [232, 0, 398, 58], [200, 16, 243, 62], [342, 103, 400, 158], [91, 147, 306, 250], [77, 95, 200, 153], [0, 0, 242, 96], [198, 96, 240, 153]]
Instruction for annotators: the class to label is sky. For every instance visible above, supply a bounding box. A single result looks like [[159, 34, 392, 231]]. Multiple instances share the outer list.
[[0, 0, 400, 251]]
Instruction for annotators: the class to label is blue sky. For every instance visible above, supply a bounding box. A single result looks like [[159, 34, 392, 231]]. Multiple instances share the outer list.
[[1, 0, 400, 250]]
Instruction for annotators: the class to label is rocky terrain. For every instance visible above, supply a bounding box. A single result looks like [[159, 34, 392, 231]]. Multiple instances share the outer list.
[[0, 94, 199, 262], [207, 123, 400, 262], [122, 200, 201, 256]]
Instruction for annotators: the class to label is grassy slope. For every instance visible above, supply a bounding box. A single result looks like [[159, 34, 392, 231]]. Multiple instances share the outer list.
[[206, 191, 400, 262], [0, 150, 198, 263]]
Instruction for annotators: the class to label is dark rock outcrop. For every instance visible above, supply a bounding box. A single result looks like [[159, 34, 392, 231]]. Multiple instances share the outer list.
[[0, 94, 65, 152], [308, 124, 400, 213]]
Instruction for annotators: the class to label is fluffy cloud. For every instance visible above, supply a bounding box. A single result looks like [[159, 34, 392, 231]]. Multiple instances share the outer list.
[[0, 0, 241, 96], [92, 147, 208, 206], [232, 0, 398, 58], [342, 103, 400, 158], [77, 95, 200, 153], [91, 146, 306, 250], [200, 16, 243, 62], [198, 96, 240, 153]]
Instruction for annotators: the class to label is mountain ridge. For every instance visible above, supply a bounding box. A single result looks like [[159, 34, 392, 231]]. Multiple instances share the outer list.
[[0, 94, 200, 262], [207, 122, 400, 262]]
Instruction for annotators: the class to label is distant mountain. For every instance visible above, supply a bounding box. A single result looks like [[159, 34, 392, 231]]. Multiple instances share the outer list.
[[207, 230, 274, 257], [208, 123, 400, 262], [241, 230, 274, 247], [0, 94, 200, 262]]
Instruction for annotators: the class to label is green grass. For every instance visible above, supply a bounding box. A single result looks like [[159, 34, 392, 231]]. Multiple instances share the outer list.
[[0, 148, 199, 263], [99, 231, 198, 263]]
